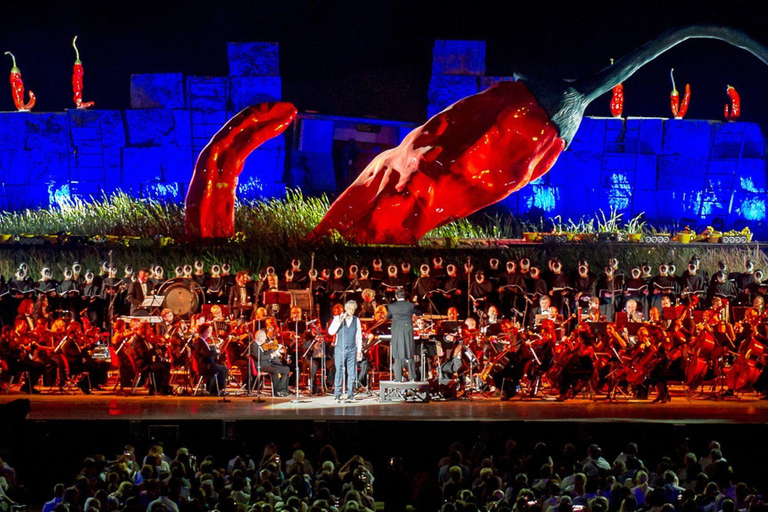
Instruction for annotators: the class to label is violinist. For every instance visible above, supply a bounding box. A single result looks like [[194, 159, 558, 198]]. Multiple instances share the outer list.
[[359, 289, 378, 318], [3, 320, 44, 393], [168, 319, 192, 370], [193, 323, 228, 396], [112, 319, 137, 392], [225, 319, 256, 389], [131, 321, 172, 395], [155, 309, 175, 338], [15, 299, 35, 332], [59, 321, 108, 393], [555, 322, 596, 401], [252, 328, 291, 396]]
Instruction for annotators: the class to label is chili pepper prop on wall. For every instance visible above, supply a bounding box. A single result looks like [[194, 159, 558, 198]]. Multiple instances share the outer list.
[[724, 85, 740, 121], [669, 69, 691, 119], [307, 26, 768, 245], [609, 59, 624, 117], [4, 52, 35, 111], [72, 36, 94, 109], [184, 102, 297, 239]]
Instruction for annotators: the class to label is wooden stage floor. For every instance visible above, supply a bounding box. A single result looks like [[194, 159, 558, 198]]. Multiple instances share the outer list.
[[2, 390, 767, 423]]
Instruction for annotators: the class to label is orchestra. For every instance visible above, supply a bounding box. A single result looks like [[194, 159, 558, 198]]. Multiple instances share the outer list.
[[0, 255, 766, 404]]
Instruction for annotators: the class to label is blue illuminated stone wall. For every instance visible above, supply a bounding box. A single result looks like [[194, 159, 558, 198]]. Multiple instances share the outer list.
[[0, 42, 286, 209]]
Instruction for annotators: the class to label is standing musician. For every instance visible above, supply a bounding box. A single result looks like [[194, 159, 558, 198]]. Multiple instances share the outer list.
[[252, 329, 291, 396], [228, 271, 254, 319], [126, 269, 154, 317], [328, 300, 363, 401], [387, 289, 416, 382], [112, 318, 138, 393], [193, 323, 228, 395]]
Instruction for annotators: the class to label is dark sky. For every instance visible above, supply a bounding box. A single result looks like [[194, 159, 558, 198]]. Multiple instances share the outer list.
[[3, 0, 768, 126]]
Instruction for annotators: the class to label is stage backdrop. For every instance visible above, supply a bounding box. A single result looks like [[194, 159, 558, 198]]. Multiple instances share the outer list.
[[0, 40, 765, 235]]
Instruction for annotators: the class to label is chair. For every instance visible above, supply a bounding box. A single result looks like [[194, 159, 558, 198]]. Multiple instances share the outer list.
[[59, 356, 92, 394]]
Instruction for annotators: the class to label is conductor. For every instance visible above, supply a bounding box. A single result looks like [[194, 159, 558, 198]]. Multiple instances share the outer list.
[[387, 289, 416, 381]]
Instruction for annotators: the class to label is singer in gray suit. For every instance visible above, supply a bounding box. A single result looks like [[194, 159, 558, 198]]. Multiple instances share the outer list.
[[387, 289, 416, 381]]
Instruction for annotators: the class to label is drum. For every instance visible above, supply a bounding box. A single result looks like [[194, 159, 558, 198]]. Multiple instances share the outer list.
[[163, 283, 200, 317]]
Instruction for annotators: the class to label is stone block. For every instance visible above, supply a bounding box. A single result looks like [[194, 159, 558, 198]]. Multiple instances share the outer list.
[[657, 155, 708, 190], [160, 147, 194, 183], [172, 110, 192, 148], [0, 113, 26, 150], [227, 42, 280, 77], [191, 110, 228, 127], [427, 75, 479, 110], [567, 117, 607, 154], [27, 149, 69, 183], [25, 113, 68, 152], [479, 76, 514, 92], [735, 158, 767, 193], [0, 150, 31, 184], [6, 184, 49, 209], [187, 76, 228, 111], [124, 109, 179, 147], [229, 77, 282, 111], [431, 40, 486, 76], [68, 110, 126, 148], [130, 73, 185, 109], [663, 119, 712, 156], [121, 146, 165, 184], [637, 118, 664, 155], [634, 154, 657, 190], [547, 150, 602, 189]]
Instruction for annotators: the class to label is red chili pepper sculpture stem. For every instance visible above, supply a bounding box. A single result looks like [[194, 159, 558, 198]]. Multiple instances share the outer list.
[[4, 52, 35, 111], [309, 25, 768, 245], [724, 85, 740, 121], [72, 36, 94, 109], [184, 102, 297, 239]]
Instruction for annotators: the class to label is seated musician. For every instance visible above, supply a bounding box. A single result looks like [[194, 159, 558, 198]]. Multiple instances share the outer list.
[[193, 323, 228, 396], [529, 295, 557, 328], [3, 319, 45, 394], [556, 323, 596, 401], [359, 289, 378, 318], [155, 308, 175, 337], [131, 322, 172, 395], [168, 319, 192, 369], [624, 299, 644, 323], [251, 329, 291, 396], [59, 321, 108, 393]]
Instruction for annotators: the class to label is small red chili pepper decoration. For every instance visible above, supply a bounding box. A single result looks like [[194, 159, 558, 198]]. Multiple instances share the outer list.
[[669, 69, 691, 119], [4, 51, 35, 111], [609, 59, 624, 117], [72, 36, 94, 109], [724, 85, 740, 121]]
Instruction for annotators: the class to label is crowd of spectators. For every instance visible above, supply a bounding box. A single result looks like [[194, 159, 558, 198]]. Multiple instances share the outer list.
[[0, 437, 764, 512]]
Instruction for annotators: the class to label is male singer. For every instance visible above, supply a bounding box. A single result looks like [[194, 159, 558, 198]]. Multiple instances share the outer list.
[[328, 300, 363, 402]]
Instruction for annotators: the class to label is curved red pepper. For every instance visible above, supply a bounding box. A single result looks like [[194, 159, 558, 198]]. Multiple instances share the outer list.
[[724, 85, 740, 121], [609, 60, 624, 117], [307, 81, 565, 245], [72, 37, 94, 109], [4, 52, 35, 111], [184, 102, 297, 239]]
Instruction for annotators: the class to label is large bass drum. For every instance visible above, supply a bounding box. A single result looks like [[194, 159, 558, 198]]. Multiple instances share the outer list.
[[157, 278, 204, 317]]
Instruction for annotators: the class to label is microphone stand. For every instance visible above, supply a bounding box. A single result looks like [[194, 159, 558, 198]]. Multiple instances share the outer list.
[[291, 316, 308, 404], [251, 319, 264, 402]]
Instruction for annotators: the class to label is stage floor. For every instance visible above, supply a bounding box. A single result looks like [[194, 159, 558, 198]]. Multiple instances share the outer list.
[[2, 390, 767, 423]]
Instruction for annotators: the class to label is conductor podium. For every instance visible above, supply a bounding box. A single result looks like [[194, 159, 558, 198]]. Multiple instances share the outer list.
[[379, 380, 430, 403]]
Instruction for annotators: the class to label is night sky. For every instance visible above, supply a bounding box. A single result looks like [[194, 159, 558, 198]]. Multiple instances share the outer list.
[[3, 0, 768, 127]]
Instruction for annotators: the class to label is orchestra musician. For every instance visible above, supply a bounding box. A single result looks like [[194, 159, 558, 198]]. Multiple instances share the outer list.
[[252, 328, 291, 396], [228, 271, 254, 319], [193, 323, 228, 395], [131, 322, 172, 395], [126, 269, 154, 317]]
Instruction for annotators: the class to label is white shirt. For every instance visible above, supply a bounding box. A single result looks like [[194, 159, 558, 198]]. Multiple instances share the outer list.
[[328, 315, 363, 354]]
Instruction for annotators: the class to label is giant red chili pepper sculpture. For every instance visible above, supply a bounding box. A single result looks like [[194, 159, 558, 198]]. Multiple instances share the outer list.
[[184, 102, 297, 239], [309, 25, 768, 245], [724, 85, 740, 121], [669, 69, 691, 119], [4, 52, 35, 111], [609, 59, 624, 118], [72, 36, 95, 109]]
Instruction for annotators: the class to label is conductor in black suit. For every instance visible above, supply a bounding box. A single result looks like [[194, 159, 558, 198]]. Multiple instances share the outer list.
[[126, 269, 155, 316], [387, 288, 416, 381]]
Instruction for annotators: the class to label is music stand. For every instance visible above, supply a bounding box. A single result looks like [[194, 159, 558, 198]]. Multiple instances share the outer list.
[[262, 291, 291, 317], [142, 295, 165, 316]]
